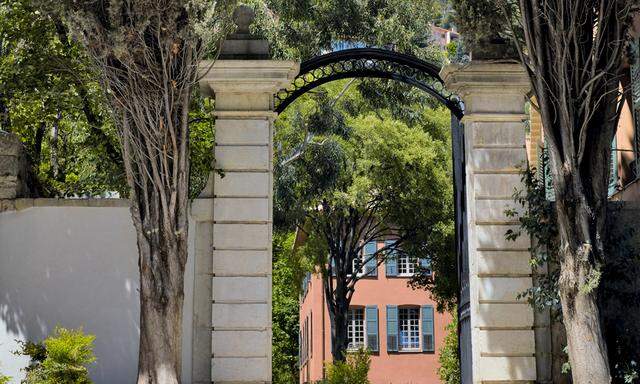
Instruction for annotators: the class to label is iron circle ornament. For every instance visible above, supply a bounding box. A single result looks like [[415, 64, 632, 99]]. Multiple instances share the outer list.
[[274, 48, 464, 118]]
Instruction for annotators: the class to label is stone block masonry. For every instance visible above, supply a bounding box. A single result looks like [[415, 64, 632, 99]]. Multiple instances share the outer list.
[[442, 62, 538, 383], [0, 131, 34, 199], [197, 59, 298, 384]]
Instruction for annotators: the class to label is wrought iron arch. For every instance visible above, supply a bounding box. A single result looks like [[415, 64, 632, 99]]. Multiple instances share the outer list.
[[273, 47, 472, 384], [274, 48, 464, 118]]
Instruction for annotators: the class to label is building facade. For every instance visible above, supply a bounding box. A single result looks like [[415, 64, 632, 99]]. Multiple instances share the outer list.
[[611, 16, 640, 201], [298, 240, 452, 384], [430, 25, 459, 49]]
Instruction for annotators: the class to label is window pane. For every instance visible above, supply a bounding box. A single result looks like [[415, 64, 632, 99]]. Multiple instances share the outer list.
[[348, 308, 365, 349], [399, 307, 420, 350], [398, 255, 415, 275]]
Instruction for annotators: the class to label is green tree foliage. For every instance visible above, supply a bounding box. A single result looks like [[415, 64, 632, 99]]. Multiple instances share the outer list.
[[450, 0, 506, 48], [0, 0, 217, 198], [187, 94, 215, 198], [437, 313, 460, 384], [0, 0, 126, 196], [272, 231, 306, 384], [248, 0, 452, 144], [248, 0, 443, 61], [15, 327, 96, 384], [323, 349, 371, 384]]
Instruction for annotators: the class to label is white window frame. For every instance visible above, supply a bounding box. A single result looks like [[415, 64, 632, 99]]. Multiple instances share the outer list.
[[347, 307, 366, 350], [397, 254, 416, 277], [398, 307, 421, 352]]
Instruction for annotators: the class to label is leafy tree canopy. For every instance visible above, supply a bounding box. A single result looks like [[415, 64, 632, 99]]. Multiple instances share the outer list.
[[248, 0, 444, 61], [272, 231, 306, 384], [0, 0, 218, 198], [275, 79, 457, 311], [0, 0, 125, 196]]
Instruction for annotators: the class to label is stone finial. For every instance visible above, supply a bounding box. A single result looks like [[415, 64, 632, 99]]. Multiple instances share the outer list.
[[0, 131, 34, 199], [233, 5, 254, 35], [470, 36, 519, 61], [218, 5, 270, 60]]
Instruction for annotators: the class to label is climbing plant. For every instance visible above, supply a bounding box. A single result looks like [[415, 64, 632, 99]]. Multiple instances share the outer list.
[[505, 161, 560, 312], [437, 312, 460, 384]]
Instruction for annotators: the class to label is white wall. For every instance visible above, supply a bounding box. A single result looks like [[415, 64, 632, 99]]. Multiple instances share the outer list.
[[0, 201, 195, 384]]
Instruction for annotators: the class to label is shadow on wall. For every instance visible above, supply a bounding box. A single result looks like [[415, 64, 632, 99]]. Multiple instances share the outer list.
[[0, 205, 140, 383]]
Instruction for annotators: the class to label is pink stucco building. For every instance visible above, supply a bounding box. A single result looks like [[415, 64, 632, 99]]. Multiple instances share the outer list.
[[298, 239, 452, 384]]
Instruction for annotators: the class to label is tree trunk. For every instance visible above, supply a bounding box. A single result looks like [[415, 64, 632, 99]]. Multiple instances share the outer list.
[[130, 200, 188, 383], [50, 112, 60, 179], [34, 121, 46, 165], [509, 3, 631, 380], [560, 287, 610, 384], [329, 305, 349, 362], [136, 237, 186, 384], [51, 2, 223, 383], [554, 179, 611, 383]]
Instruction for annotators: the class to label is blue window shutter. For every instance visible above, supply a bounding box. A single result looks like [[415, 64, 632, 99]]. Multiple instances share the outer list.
[[609, 136, 618, 197], [330, 257, 336, 277], [302, 272, 311, 297], [298, 330, 301, 364], [366, 306, 379, 352], [420, 257, 432, 275], [421, 305, 435, 352], [364, 242, 377, 277], [386, 305, 398, 352], [385, 240, 397, 277]]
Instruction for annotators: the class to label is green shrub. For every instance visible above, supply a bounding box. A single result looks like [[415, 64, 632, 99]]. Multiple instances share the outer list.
[[322, 349, 370, 384], [0, 373, 10, 384], [16, 327, 96, 384], [437, 313, 460, 384]]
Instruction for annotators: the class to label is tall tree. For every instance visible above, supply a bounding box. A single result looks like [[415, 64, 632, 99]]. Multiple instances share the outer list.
[[509, 3, 634, 383], [454, 1, 637, 382], [43, 1, 235, 383]]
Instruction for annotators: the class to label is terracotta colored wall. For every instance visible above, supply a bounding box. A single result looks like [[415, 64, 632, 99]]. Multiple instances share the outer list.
[[527, 100, 544, 171], [299, 243, 452, 384]]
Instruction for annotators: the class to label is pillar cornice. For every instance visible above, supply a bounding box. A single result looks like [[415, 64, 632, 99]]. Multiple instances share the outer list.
[[441, 62, 531, 117], [199, 60, 299, 97], [441, 62, 530, 97]]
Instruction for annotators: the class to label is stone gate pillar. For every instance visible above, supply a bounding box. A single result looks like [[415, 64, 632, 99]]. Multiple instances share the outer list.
[[442, 62, 538, 383], [197, 8, 299, 383]]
